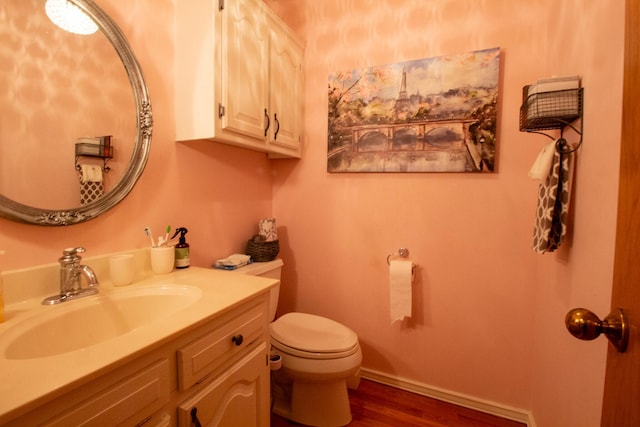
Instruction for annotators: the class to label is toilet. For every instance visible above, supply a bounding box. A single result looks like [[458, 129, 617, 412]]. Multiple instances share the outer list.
[[230, 259, 362, 427]]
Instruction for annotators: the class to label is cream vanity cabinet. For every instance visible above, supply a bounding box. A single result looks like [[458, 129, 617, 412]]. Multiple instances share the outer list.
[[175, 0, 304, 158], [8, 293, 270, 427]]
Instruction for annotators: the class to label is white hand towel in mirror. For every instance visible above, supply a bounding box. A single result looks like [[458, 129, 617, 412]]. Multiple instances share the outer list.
[[80, 164, 103, 184]]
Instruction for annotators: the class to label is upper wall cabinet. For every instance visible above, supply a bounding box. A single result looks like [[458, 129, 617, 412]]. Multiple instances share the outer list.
[[175, 0, 304, 158]]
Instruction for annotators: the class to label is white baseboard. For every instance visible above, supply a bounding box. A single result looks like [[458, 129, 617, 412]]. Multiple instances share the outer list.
[[360, 368, 535, 427]]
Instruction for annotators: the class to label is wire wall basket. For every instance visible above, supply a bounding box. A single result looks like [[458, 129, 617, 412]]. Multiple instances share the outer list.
[[520, 87, 583, 132]]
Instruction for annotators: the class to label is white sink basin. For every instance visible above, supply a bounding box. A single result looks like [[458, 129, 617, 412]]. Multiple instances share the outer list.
[[4, 284, 202, 360]]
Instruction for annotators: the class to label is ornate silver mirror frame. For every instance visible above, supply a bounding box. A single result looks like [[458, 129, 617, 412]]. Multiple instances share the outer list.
[[0, 0, 152, 226]]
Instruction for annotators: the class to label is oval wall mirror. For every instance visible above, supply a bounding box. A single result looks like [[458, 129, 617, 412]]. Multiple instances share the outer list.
[[0, 0, 152, 225]]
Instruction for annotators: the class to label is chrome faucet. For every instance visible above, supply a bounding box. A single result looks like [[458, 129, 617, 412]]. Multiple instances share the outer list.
[[42, 247, 99, 305]]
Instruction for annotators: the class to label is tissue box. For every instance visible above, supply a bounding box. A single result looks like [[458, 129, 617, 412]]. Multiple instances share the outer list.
[[527, 75, 580, 96]]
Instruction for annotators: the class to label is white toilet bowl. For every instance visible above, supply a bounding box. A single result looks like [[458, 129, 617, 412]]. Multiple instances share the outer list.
[[228, 260, 362, 426], [270, 312, 362, 427]]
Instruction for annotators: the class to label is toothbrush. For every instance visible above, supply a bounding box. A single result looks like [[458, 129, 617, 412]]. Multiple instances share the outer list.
[[164, 226, 171, 245], [144, 227, 155, 247]]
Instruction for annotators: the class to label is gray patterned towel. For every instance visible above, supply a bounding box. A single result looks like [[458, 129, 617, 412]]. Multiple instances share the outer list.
[[532, 143, 573, 253]]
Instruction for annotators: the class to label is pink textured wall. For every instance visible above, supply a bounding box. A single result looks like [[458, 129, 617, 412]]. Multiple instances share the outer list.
[[0, 0, 273, 270], [528, 3, 624, 426], [267, 0, 622, 425], [0, 1, 624, 426]]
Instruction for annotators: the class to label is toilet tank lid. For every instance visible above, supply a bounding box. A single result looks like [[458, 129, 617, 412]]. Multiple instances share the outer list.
[[231, 258, 283, 275], [270, 312, 358, 353]]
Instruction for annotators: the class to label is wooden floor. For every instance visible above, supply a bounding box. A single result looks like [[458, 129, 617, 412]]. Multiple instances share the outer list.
[[271, 379, 527, 427]]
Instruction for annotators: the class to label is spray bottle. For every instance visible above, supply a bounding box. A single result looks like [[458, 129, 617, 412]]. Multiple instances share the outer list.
[[171, 227, 190, 269]]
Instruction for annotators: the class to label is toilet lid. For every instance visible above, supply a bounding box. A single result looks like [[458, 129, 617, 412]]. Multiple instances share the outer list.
[[270, 312, 358, 353]]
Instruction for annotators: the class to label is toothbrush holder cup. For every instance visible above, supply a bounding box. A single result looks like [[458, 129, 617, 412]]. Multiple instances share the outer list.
[[150, 246, 175, 275]]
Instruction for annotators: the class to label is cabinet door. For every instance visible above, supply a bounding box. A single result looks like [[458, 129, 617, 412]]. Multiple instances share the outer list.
[[220, 0, 269, 142], [267, 18, 304, 157], [177, 344, 269, 427]]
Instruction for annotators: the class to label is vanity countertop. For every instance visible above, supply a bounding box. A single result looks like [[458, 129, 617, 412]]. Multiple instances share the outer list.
[[0, 266, 278, 423]]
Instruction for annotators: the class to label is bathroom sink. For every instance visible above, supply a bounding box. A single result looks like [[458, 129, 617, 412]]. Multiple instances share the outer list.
[[3, 284, 202, 360]]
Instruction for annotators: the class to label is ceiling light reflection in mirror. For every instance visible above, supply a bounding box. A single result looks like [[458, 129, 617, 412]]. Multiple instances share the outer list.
[[45, 0, 97, 35]]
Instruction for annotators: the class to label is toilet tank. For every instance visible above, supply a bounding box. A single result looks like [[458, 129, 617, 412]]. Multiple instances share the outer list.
[[230, 259, 282, 321]]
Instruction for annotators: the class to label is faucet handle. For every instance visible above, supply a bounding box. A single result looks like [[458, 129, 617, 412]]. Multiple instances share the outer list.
[[59, 247, 86, 263], [63, 247, 85, 255]]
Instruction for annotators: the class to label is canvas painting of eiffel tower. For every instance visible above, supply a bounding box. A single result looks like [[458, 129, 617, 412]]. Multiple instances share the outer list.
[[327, 47, 500, 173]]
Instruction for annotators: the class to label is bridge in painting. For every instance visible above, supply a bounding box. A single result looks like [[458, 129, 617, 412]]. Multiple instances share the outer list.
[[334, 118, 479, 155]]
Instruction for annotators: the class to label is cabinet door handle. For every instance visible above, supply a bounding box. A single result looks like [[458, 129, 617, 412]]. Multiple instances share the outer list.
[[264, 108, 270, 137], [190, 407, 202, 427], [232, 334, 244, 346], [274, 113, 280, 140]]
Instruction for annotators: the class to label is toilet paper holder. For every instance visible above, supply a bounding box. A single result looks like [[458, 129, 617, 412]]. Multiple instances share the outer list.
[[387, 248, 417, 274], [387, 247, 410, 265], [387, 248, 417, 275]]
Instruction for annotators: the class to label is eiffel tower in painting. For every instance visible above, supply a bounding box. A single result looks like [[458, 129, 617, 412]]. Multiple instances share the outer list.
[[394, 67, 411, 119]]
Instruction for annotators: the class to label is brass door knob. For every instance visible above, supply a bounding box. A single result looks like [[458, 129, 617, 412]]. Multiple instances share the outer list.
[[565, 308, 628, 353]]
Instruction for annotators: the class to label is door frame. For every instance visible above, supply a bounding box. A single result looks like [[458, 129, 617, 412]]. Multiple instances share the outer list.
[[601, 1, 640, 425]]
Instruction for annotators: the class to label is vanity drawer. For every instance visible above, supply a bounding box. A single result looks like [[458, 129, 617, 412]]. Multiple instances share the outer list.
[[177, 300, 267, 390], [41, 359, 170, 427]]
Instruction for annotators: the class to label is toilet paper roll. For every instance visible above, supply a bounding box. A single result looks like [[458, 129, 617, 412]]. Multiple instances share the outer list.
[[269, 353, 282, 371], [389, 260, 413, 323]]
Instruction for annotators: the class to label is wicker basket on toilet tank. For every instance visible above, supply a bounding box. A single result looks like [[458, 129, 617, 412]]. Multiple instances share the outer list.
[[245, 235, 279, 262]]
